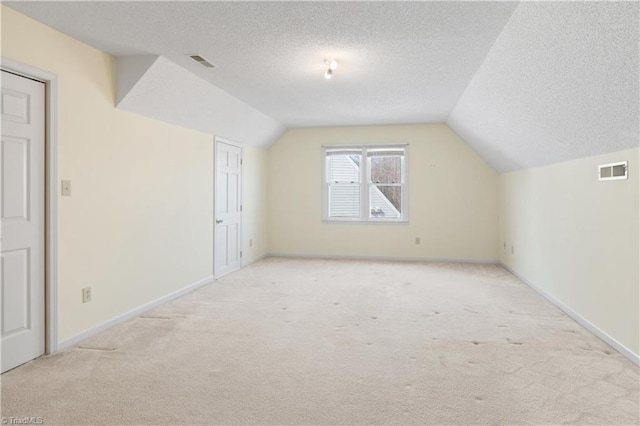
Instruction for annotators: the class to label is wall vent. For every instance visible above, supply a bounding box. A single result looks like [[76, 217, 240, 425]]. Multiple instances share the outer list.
[[599, 161, 628, 181], [187, 54, 217, 69]]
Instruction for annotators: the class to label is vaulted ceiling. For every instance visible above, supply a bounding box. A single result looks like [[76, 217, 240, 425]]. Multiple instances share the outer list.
[[6, 1, 639, 172], [449, 1, 639, 172]]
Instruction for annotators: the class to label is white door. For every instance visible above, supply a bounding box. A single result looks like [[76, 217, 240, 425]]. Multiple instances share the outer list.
[[1, 71, 46, 373], [215, 140, 242, 278]]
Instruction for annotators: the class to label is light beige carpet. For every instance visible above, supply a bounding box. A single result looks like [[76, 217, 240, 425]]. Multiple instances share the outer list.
[[1, 258, 638, 425]]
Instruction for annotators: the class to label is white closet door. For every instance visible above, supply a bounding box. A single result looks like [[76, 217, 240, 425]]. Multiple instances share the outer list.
[[215, 140, 242, 278], [1, 71, 45, 373]]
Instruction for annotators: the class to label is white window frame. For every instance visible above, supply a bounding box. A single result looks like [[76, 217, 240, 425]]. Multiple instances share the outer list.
[[322, 144, 408, 223]]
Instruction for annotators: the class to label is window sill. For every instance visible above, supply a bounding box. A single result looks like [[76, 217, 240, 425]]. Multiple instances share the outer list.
[[322, 219, 409, 225]]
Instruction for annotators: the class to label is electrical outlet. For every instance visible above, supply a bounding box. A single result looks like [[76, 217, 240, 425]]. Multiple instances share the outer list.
[[415, 237, 421, 245], [82, 286, 92, 303]]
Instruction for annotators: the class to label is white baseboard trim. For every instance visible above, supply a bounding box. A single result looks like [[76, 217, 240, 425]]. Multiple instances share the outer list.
[[58, 275, 214, 351], [500, 262, 639, 367], [242, 253, 268, 268], [268, 252, 499, 264]]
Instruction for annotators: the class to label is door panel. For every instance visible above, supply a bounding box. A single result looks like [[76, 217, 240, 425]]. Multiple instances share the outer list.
[[1, 71, 45, 373], [1, 248, 31, 335], [2, 136, 30, 220], [1, 87, 31, 124], [214, 141, 242, 278]]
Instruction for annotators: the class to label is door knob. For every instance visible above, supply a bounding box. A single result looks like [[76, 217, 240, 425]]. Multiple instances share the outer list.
[[216, 219, 223, 224]]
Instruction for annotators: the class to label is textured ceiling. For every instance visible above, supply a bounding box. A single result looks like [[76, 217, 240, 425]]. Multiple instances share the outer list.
[[5, 1, 639, 170], [448, 1, 639, 172], [5, 1, 518, 127]]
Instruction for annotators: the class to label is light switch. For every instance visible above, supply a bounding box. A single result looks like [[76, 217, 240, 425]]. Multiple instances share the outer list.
[[61, 180, 71, 196]]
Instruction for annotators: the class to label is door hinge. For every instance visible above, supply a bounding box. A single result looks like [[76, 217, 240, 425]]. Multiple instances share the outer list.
[[240, 251, 243, 258], [240, 159, 243, 166], [240, 205, 243, 212]]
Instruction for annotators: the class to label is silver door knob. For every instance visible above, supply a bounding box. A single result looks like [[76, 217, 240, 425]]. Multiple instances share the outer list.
[[216, 219, 223, 224]]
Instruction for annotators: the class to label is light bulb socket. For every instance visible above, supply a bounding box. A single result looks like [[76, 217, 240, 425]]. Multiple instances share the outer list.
[[325, 59, 338, 70], [324, 69, 333, 79]]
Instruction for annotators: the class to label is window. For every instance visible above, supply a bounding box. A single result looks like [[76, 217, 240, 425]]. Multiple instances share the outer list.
[[323, 145, 407, 222]]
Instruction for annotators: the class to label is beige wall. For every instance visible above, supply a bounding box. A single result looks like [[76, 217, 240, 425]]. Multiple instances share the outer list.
[[268, 124, 499, 260], [499, 148, 640, 355], [242, 146, 269, 264], [2, 7, 217, 342]]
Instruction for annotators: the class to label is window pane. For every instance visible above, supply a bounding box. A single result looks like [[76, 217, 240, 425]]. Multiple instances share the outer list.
[[612, 164, 626, 177], [328, 155, 360, 183], [367, 148, 405, 157], [370, 185, 401, 218], [329, 185, 360, 218], [370, 156, 401, 184], [327, 149, 362, 156]]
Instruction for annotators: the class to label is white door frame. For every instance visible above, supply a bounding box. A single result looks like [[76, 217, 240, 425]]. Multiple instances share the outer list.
[[214, 136, 243, 278], [1, 58, 59, 354]]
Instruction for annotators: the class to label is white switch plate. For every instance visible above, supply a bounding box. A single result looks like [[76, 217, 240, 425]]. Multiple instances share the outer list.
[[61, 180, 71, 196]]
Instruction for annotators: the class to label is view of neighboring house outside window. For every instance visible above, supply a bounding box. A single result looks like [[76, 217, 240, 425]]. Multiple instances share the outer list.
[[322, 145, 407, 222]]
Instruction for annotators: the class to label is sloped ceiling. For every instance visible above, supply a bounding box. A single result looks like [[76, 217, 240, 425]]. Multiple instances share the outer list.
[[448, 1, 639, 172], [117, 56, 284, 147], [4, 1, 639, 171]]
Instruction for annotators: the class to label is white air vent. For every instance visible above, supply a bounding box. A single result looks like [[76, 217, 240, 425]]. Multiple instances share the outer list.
[[599, 161, 627, 181], [187, 54, 217, 69]]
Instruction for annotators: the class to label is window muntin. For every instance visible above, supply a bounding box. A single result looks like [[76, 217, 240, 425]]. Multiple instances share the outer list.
[[323, 145, 407, 222]]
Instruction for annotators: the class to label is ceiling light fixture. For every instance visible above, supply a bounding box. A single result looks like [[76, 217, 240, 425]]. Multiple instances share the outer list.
[[324, 59, 338, 79]]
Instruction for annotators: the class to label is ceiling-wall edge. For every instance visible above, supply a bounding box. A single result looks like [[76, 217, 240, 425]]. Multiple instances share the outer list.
[[116, 55, 285, 148]]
